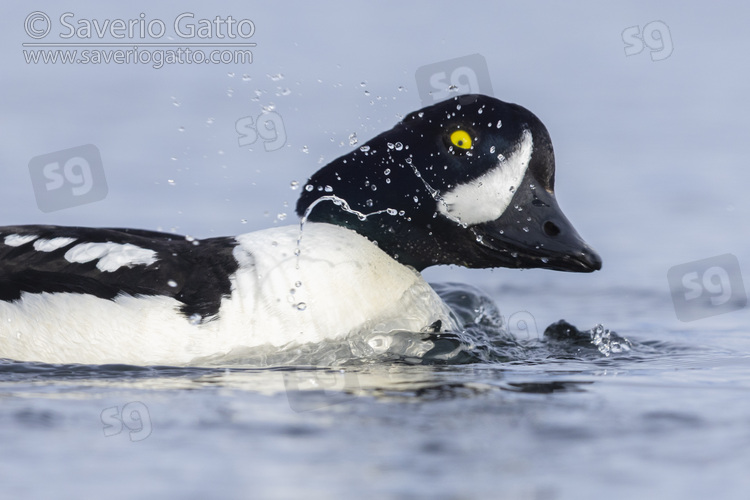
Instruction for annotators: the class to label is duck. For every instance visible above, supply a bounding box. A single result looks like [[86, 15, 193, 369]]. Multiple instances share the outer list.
[[0, 94, 601, 366]]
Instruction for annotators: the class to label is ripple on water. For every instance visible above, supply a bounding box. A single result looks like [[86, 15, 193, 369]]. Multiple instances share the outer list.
[[0, 283, 699, 374]]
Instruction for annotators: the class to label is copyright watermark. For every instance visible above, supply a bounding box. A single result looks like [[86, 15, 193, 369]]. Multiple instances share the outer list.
[[415, 54, 494, 106], [22, 11, 256, 69], [236, 110, 287, 152], [28, 144, 108, 213], [622, 20, 673, 61], [283, 368, 360, 412], [668, 254, 747, 321], [505, 311, 539, 340], [101, 401, 152, 442]]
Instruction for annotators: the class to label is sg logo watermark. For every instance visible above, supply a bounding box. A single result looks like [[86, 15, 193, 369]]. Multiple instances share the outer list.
[[505, 311, 539, 340], [667, 254, 747, 321], [28, 144, 107, 212], [622, 21, 673, 61], [101, 401, 152, 442], [236, 111, 286, 152], [415, 53, 494, 106], [283, 368, 359, 412]]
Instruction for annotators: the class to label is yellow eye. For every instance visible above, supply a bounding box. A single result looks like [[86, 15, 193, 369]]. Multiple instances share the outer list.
[[450, 130, 472, 150]]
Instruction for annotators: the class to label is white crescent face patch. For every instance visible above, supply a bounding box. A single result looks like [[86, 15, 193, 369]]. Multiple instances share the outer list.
[[438, 129, 533, 226]]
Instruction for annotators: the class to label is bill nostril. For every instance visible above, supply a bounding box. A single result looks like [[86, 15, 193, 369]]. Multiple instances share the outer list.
[[543, 221, 561, 237]]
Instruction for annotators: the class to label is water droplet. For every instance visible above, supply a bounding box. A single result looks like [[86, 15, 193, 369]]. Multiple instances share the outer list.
[[359, 145, 371, 153], [240, 219, 248, 224], [387, 142, 395, 150], [171, 96, 180, 107], [394, 142, 403, 151], [295, 281, 302, 288], [242, 74, 251, 82], [189, 314, 202, 326], [475, 234, 483, 243], [490, 146, 495, 153], [349, 133, 358, 146], [305, 184, 314, 192], [541, 257, 549, 264], [168, 179, 176, 186], [413, 196, 419, 203], [290, 180, 299, 190], [364, 90, 371, 96], [384, 168, 391, 175], [295, 302, 307, 311], [206, 117, 214, 125], [360, 81, 367, 87], [178, 126, 185, 133], [405, 157, 412, 164], [522, 227, 530, 233], [301, 146, 309, 153], [370, 184, 377, 191], [269, 73, 284, 81], [385, 178, 391, 184], [365, 199, 374, 208], [277, 213, 287, 221], [167, 280, 178, 288], [324, 185, 333, 193], [496, 120, 502, 128], [397, 86, 405, 92], [386, 208, 397, 216]]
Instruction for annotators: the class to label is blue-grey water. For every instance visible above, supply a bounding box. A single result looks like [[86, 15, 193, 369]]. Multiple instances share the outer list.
[[3, 1, 750, 499]]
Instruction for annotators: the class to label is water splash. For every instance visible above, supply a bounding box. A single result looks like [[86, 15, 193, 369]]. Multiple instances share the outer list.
[[406, 157, 465, 227], [296, 195, 400, 268], [544, 320, 632, 357], [589, 324, 632, 356]]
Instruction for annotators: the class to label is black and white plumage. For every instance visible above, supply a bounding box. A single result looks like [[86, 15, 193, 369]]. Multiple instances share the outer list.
[[0, 95, 601, 365]]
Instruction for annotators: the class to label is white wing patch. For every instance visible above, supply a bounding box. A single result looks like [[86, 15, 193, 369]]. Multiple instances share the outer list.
[[439, 129, 533, 225], [33, 237, 77, 252], [64, 242, 158, 272], [4, 234, 38, 247]]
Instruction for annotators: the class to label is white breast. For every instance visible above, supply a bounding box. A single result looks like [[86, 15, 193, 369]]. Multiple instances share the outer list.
[[0, 223, 456, 365]]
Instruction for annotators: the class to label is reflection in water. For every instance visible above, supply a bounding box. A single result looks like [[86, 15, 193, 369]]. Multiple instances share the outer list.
[[0, 283, 703, 405]]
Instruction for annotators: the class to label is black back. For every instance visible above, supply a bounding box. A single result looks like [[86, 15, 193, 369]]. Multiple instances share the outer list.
[[0, 225, 238, 320]]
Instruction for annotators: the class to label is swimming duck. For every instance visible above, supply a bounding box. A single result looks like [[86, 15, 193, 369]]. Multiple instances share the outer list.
[[0, 94, 600, 365]]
